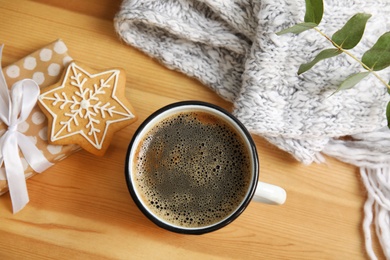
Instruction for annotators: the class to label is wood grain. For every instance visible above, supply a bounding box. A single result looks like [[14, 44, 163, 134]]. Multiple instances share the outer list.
[[0, 0, 384, 259]]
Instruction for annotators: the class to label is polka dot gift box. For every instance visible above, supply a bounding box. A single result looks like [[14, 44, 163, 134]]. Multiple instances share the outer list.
[[0, 39, 80, 212]]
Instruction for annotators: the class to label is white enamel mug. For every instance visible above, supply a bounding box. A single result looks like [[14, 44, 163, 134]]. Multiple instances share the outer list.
[[125, 101, 286, 234]]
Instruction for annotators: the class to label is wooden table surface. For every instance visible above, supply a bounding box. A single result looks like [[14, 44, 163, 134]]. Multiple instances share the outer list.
[[0, 1, 384, 259]]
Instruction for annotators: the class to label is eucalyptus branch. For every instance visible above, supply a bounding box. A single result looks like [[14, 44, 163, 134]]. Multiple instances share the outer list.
[[276, 0, 390, 126], [312, 27, 390, 90]]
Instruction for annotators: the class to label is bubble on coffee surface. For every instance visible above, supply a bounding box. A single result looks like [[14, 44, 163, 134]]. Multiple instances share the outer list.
[[134, 111, 251, 228]]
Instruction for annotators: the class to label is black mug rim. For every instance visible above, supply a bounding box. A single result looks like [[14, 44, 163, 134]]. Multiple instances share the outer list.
[[125, 101, 259, 234]]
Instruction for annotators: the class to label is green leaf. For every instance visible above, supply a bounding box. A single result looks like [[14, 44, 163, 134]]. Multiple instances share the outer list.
[[298, 48, 342, 75], [276, 0, 323, 36], [388, 80, 390, 95], [362, 32, 390, 71], [387, 101, 390, 128], [331, 13, 371, 49], [276, 22, 317, 35], [337, 71, 371, 91], [304, 0, 324, 24]]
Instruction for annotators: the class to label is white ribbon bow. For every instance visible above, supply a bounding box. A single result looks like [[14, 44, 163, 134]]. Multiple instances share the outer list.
[[0, 45, 53, 213]]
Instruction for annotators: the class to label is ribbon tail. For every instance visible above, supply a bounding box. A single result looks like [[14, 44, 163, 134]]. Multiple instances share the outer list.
[[2, 133, 29, 213], [17, 133, 53, 172]]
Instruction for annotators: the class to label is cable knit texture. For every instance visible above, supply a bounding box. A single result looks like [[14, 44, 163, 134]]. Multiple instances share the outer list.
[[115, 1, 390, 258]]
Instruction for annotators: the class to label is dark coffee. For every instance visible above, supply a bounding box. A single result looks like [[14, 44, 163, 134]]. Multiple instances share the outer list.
[[133, 110, 252, 228]]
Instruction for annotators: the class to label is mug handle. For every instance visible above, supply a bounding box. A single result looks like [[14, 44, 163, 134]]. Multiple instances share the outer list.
[[252, 182, 287, 205]]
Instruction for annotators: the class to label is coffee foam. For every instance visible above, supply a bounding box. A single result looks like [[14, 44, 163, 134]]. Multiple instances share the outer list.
[[133, 111, 252, 228]]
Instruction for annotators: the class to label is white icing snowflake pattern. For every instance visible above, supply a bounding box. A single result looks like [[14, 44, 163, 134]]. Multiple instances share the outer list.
[[39, 62, 135, 149]]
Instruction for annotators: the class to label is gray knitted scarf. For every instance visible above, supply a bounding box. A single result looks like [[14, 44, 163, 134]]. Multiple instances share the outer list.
[[114, 0, 390, 258]]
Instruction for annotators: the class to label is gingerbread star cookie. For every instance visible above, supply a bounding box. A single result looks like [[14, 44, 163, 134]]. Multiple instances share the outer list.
[[38, 61, 137, 156]]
